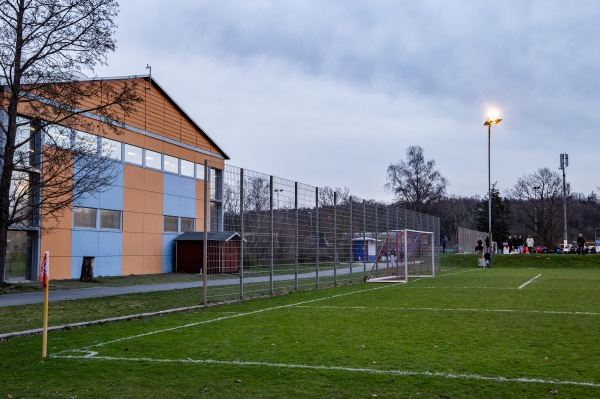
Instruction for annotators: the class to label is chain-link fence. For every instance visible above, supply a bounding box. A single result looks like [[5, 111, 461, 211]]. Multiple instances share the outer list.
[[185, 163, 440, 303]]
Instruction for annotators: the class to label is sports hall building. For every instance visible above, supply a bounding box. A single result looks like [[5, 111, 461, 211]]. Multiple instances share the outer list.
[[3, 75, 228, 281]]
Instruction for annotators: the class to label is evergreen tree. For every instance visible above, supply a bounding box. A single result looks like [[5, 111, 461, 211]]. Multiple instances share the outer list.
[[476, 185, 511, 244]]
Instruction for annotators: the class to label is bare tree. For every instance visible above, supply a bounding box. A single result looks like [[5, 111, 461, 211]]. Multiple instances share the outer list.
[[0, 0, 142, 283], [385, 145, 447, 214], [508, 167, 566, 248]]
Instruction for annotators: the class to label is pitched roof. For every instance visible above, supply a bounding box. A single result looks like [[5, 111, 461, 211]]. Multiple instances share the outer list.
[[54, 73, 230, 160], [175, 232, 242, 242]]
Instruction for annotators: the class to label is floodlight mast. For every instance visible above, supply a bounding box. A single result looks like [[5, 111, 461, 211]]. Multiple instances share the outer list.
[[484, 116, 502, 267], [560, 153, 568, 248]]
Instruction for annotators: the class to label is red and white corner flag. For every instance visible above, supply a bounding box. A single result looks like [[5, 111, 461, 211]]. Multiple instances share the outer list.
[[38, 251, 49, 288]]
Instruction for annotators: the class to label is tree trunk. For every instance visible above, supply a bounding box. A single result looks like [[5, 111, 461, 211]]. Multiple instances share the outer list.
[[80, 257, 94, 282]]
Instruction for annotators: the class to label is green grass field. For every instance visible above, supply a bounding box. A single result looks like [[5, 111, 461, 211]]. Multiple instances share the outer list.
[[2, 255, 599, 398]]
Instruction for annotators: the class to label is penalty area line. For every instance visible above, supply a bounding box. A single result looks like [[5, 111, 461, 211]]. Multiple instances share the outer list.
[[49, 353, 600, 388], [54, 283, 395, 354], [519, 274, 541, 289]]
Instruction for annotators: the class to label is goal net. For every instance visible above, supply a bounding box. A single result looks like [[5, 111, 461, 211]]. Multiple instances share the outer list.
[[365, 229, 435, 283]]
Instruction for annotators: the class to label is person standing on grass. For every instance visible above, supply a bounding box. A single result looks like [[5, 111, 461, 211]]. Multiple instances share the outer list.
[[441, 236, 447, 254], [526, 235, 534, 254], [476, 237, 483, 254], [577, 234, 586, 254]]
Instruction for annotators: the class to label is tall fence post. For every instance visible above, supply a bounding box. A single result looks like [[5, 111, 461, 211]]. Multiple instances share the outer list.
[[294, 182, 299, 291], [363, 199, 366, 276], [202, 160, 210, 305], [349, 196, 353, 283], [269, 175, 274, 295], [239, 168, 244, 300], [334, 191, 338, 285], [315, 187, 320, 289]]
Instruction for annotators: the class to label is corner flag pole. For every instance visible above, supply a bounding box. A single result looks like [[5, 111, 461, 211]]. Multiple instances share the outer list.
[[39, 251, 50, 358]]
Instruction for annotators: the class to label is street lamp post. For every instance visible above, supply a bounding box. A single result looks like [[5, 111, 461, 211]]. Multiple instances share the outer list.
[[484, 115, 502, 267]]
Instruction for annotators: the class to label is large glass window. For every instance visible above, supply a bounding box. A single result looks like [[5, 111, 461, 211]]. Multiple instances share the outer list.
[[14, 118, 34, 169], [124, 144, 143, 165], [100, 138, 122, 161], [180, 217, 195, 232], [100, 209, 121, 230], [45, 125, 72, 149], [180, 159, 194, 177], [145, 149, 162, 170], [163, 155, 179, 174], [163, 215, 179, 233], [74, 130, 98, 155], [74, 207, 97, 228], [210, 168, 223, 201]]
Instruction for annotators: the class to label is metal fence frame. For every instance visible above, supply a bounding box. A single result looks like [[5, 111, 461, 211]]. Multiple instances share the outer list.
[[198, 163, 441, 304]]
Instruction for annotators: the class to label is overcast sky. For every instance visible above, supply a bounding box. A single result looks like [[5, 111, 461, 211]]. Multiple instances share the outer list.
[[95, 0, 599, 202]]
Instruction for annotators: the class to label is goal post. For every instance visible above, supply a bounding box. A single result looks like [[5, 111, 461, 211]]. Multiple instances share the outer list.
[[366, 229, 435, 283]]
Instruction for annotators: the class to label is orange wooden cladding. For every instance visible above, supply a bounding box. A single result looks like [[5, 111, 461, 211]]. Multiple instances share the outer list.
[[13, 77, 227, 164]]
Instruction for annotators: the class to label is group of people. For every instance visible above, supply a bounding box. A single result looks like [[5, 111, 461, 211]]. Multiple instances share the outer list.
[[475, 236, 490, 254], [476, 234, 537, 254]]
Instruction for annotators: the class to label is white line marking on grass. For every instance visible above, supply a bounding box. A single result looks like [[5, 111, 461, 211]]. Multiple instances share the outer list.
[[519, 274, 542, 289], [49, 353, 600, 388], [61, 283, 395, 352], [293, 305, 600, 316]]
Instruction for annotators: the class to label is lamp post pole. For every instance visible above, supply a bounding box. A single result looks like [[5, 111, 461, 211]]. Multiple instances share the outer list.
[[484, 116, 502, 267], [560, 154, 568, 248]]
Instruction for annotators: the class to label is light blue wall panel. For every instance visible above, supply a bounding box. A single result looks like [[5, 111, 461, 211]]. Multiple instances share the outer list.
[[163, 194, 181, 216], [163, 174, 180, 196], [163, 174, 196, 218], [74, 162, 124, 209], [179, 176, 196, 199], [74, 191, 100, 208], [99, 165, 124, 210], [179, 197, 196, 218], [70, 230, 99, 278], [95, 256, 122, 276], [72, 230, 100, 256], [98, 231, 122, 257], [70, 230, 122, 278]]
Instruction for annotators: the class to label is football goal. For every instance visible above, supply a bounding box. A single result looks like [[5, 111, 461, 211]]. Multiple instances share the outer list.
[[366, 229, 435, 283]]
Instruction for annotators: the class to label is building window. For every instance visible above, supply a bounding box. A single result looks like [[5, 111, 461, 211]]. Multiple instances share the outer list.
[[74, 207, 97, 228], [145, 149, 162, 170], [100, 209, 121, 230], [100, 138, 122, 161], [124, 144, 143, 165], [163, 215, 179, 233], [196, 163, 205, 180], [180, 217, 195, 232], [210, 168, 222, 201], [180, 159, 194, 177], [74, 130, 99, 155], [163, 155, 178, 174], [45, 125, 72, 149]]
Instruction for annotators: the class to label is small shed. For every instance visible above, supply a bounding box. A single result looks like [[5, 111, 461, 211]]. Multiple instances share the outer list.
[[175, 232, 242, 274], [352, 237, 378, 262]]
